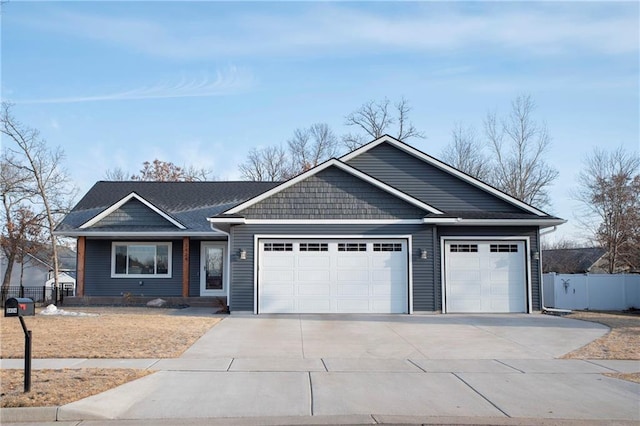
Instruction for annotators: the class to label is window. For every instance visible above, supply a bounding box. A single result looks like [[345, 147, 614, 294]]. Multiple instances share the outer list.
[[450, 244, 478, 253], [338, 243, 367, 252], [263, 243, 293, 252], [112, 243, 171, 277], [373, 243, 402, 252], [299, 243, 328, 252], [490, 244, 518, 253]]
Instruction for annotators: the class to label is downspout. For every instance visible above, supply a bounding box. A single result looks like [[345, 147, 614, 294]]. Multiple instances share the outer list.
[[538, 226, 572, 315]]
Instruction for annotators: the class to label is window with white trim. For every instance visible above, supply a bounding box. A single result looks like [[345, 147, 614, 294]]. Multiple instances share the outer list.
[[112, 243, 172, 278]]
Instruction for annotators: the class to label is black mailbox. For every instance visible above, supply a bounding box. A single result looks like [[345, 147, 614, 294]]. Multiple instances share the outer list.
[[5, 298, 35, 317]]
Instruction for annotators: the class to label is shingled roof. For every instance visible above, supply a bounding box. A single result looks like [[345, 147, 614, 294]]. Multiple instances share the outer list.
[[56, 181, 280, 233], [542, 247, 607, 273]]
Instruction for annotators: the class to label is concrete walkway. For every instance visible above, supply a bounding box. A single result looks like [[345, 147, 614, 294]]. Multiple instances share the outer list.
[[1, 313, 639, 425]]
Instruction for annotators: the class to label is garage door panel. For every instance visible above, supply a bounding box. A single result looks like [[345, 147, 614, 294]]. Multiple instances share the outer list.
[[262, 270, 295, 283], [299, 256, 331, 268], [337, 256, 368, 268], [297, 283, 331, 296], [262, 256, 296, 268], [297, 270, 331, 282], [259, 238, 408, 314], [337, 269, 369, 281]]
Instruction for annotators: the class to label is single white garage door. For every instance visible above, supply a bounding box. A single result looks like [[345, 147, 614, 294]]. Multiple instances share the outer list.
[[258, 239, 408, 314], [444, 240, 527, 313]]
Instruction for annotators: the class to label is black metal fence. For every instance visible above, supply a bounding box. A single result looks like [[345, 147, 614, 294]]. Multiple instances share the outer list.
[[0, 285, 74, 307]]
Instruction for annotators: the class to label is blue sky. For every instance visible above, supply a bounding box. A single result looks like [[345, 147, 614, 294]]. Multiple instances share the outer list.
[[1, 1, 638, 243]]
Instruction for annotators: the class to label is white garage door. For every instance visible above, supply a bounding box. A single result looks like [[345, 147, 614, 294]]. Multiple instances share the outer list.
[[444, 240, 527, 313], [258, 239, 408, 314]]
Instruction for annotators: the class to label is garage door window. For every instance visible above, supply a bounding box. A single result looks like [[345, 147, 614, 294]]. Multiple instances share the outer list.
[[373, 243, 402, 252], [263, 243, 293, 252], [299, 243, 328, 252], [490, 244, 518, 252], [449, 244, 478, 253], [338, 243, 367, 252]]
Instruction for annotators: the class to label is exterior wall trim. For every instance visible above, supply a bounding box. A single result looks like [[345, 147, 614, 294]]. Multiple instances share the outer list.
[[424, 218, 566, 227], [225, 159, 443, 216], [79, 192, 186, 230], [341, 135, 549, 217], [252, 233, 414, 315], [439, 235, 533, 314], [54, 231, 226, 237]]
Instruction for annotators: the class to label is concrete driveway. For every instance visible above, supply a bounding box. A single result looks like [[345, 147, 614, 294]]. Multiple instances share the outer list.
[[181, 313, 610, 360], [4, 313, 639, 425]]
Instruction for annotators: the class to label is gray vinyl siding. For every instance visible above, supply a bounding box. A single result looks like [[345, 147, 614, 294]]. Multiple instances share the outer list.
[[93, 199, 175, 228], [229, 224, 437, 312], [436, 226, 541, 311], [346, 142, 526, 213], [239, 167, 426, 220], [84, 239, 183, 297]]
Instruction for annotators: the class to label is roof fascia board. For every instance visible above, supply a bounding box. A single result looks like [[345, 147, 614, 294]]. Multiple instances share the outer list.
[[341, 135, 548, 217], [79, 192, 186, 230], [245, 219, 424, 225], [224, 158, 443, 215], [423, 218, 567, 227], [54, 231, 224, 237]]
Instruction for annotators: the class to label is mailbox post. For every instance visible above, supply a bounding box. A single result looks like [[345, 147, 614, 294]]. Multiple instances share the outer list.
[[5, 297, 35, 393]]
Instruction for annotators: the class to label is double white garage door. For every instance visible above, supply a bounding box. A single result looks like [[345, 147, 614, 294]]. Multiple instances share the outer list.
[[258, 239, 408, 314]]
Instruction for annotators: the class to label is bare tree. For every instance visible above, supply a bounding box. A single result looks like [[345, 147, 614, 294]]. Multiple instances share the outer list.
[[574, 147, 640, 273], [343, 97, 425, 150], [484, 95, 558, 209], [1, 102, 77, 291], [441, 122, 490, 181], [1, 152, 45, 296], [288, 123, 339, 173], [105, 159, 213, 181], [239, 145, 292, 182]]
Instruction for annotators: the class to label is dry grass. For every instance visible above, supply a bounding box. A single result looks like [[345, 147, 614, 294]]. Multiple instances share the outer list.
[[1, 368, 152, 407], [1, 306, 220, 408], [0, 306, 220, 358], [562, 311, 640, 360]]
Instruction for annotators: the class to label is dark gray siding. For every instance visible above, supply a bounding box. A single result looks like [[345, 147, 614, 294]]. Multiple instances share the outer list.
[[240, 167, 426, 219], [346, 143, 526, 213], [436, 226, 541, 311], [93, 199, 174, 228], [84, 239, 183, 297], [229, 224, 437, 312]]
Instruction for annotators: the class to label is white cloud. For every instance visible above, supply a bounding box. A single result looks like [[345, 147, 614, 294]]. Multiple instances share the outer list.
[[17, 67, 253, 104], [19, 3, 638, 59]]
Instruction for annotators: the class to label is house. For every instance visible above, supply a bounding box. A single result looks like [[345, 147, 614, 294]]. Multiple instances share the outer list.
[[55, 136, 565, 314], [542, 247, 607, 274], [0, 245, 77, 301]]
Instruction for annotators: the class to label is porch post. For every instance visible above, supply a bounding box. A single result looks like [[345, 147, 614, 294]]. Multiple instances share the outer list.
[[76, 236, 85, 297], [182, 237, 189, 297]]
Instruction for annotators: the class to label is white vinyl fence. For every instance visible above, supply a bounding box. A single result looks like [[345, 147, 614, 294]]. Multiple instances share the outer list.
[[543, 273, 640, 311]]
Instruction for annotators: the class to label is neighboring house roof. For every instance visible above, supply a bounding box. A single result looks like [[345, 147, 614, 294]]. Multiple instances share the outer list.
[[56, 135, 564, 236], [542, 247, 607, 273]]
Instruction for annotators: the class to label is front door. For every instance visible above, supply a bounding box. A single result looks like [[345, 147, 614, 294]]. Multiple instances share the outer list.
[[200, 243, 226, 296]]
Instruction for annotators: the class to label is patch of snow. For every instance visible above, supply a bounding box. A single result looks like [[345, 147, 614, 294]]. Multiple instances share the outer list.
[[147, 298, 167, 307], [38, 304, 98, 317]]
